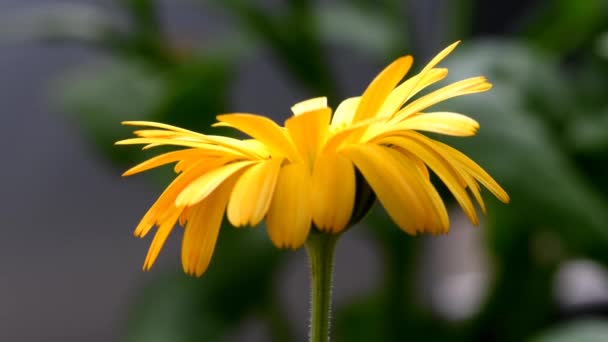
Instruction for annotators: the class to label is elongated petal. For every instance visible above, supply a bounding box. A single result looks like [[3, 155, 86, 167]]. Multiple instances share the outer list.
[[142, 209, 181, 271], [342, 144, 427, 234], [227, 158, 283, 227], [115, 137, 249, 157], [399, 112, 479, 136], [181, 176, 235, 277], [395, 150, 449, 233], [266, 163, 312, 249], [175, 161, 255, 207], [291, 97, 327, 115], [431, 139, 510, 203], [352, 55, 413, 123], [123, 120, 207, 137], [377, 134, 479, 225], [376, 68, 448, 119], [392, 77, 492, 122], [311, 153, 356, 233], [133, 158, 230, 237], [215, 114, 299, 161], [285, 108, 331, 167], [123, 149, 206, 176], [420, 41, 460, 74], [330, 97, 360, 129]]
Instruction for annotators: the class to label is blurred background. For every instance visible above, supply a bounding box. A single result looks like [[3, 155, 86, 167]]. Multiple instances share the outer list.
[[2, 0, 608, 341]]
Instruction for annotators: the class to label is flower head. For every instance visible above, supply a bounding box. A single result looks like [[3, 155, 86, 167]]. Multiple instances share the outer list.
[[118, 41, 509, 277]]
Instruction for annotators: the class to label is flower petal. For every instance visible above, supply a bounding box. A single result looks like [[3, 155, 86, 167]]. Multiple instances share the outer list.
[[375, 68, 448, 119], [266, 163, 312, 249], [122, 149, 206, 176], [398, 112, 479, 136], [311, 153, 356, 233], [142, 209, 181, 271], [181, 176, 235, 277], [133, 158, 230, 238], [285, 107, 331, 167], [377, 134, 479, 225], [175, 161, 255, 207], [352, 55, 413, 123], [342, 144, 427, 234], [227, 158, 283, 227], [392, 76, 492, 122], [431, 139, 510, 203], [330, 97, 360, 129], [291, 97, 327, 115], [215, 113, 299, 161]]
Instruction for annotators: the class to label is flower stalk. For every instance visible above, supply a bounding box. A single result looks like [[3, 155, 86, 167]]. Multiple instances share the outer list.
[[305, 231, 339, 342]]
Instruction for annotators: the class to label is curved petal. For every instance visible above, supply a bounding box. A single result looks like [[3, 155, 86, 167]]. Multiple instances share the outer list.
[[266, 163, 312, 249], [227, 158, 283, 227], [341, 144, 427, 234], [330, 97, 360, 129], [400, 112, 479, 136], [142, 208, 181, 271], [291, 97, 327, 115], [311, 153, 356, 233], [376, 134, 479, 225], [215, 113, 299, 161], [392, 77, 492, 122], [122, 149, 206, 176], [431, 139, 510, 203], [133, 158, 230, 238], [352, 55, 413, 123], [285, 108, 331, 167], [375, 68, 448, 119], [181, 176, 235, 277], [175, 161, 255, 207]]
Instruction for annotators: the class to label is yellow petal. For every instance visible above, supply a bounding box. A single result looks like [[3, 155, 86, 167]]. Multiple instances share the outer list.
[[375, 68, 448, 119], [285, 107, 331, 167], [175, 161, 255, 207], [133, 158, 230, 238], [122, 149, 205, 176], [341, 144, 427, 234], [142, 209, 181, 271], [431, 139, 510, 203], [377, 134, 479, 225], [398, 112, 479, 136], [227, 158, 283, 227], [352, 55, 413, 123], [395, 150, 449, 233], [266, 163, 312, 249], [181, 176, 235, 277], [215, 113, 299, 161], [420, 41, 460, 74], [115, 137, 248, 158], [392, 77, 492, 122], [330, 97, 360, 129], [291, 97, 327, 115], [311, 153, 355, 233], [123, 120, 207, 137]]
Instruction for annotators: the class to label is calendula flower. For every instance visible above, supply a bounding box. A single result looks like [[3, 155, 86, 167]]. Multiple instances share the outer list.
[[117, 41, 509, 277]]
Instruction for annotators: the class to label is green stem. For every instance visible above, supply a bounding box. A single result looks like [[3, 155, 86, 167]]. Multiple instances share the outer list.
[[305, 232, 339, 342]]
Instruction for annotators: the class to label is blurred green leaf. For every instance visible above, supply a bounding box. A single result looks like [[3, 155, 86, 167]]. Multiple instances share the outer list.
[[152, 56, 232, 133], [523, 0, 608, 54], [0, 3, 118, 43], [532, 320, 608, 342], [54, 59, 166, 163], [316, 4, 403, 58]]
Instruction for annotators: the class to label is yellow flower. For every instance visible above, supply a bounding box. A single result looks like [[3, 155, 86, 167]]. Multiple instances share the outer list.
[[117, 41, 509, 277]]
